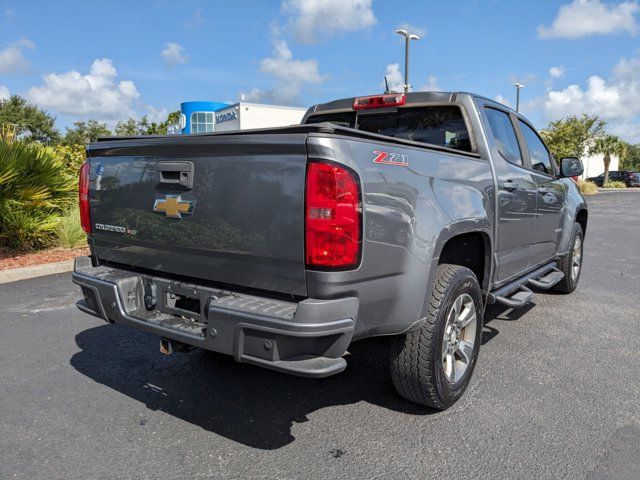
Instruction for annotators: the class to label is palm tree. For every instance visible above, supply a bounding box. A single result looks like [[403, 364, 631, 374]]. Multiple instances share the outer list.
[[592, 135, 626, 185], [0, 140, 75, 249]]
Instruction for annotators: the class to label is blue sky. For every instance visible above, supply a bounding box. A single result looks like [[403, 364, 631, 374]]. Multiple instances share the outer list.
[[1, 0, 639, 141]]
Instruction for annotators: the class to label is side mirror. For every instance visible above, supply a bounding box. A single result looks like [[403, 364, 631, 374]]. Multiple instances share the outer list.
[[559, 157, 584, 178]]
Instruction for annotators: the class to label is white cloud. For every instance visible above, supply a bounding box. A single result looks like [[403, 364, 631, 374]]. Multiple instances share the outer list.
[[145, 105, 169, 124], [495, 94, 512, 107], [185, 8, 206, 28], [607, 121, 640, 141], [382, 64, 439, 92], [0, 38, 34, 74], [0, 85, 10, 100], [161, 42, 189, 67], [396, 23, 427, 38], [510, 73, 537, 86], [613, 53, 640, 79], [538, 0, 639, 39], [282, 0, 377, 44], [545, 77, 628, 119], [27, 58, 140, 121], [543, 52, 640, 142], [242, 36, 324, 104], [420, 76, 439, 91], [549, 66, 565, 78], [383, 63, 404, 92]]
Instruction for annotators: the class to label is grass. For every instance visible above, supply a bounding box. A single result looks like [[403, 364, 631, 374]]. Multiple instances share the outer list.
[[602, 181, 627, 189], [55, 206, 87, 248], [577, 179, 598, 195]]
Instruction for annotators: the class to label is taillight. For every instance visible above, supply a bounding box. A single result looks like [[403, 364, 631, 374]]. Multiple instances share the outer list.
[[79, 161, 91, 234], [353, 93, 406, 110], [305, 161, 361, 269]]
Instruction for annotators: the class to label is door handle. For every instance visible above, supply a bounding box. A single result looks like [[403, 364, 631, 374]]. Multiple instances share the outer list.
[[501, 180, 519, 192], [155, 161, 194, 190]]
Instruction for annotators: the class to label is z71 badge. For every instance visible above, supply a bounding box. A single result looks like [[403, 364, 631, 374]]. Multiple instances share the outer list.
[[373, 150, 409, 167]]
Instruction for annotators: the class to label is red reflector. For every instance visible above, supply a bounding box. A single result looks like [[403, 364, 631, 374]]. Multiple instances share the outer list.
[[353, 93, 406, 110], [305, 161, 361, 268], [79, 161, 91, 234]]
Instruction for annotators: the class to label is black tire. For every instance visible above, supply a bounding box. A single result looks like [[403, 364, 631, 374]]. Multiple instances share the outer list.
[[389, 264, 483, 410], [553, 222, 583, 294]]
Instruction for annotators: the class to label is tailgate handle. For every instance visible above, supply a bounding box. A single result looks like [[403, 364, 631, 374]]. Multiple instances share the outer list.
[[156, 162, 194, 190]]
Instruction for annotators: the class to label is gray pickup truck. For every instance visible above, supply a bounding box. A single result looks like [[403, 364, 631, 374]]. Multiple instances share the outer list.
[[73, 92, 587, 409]]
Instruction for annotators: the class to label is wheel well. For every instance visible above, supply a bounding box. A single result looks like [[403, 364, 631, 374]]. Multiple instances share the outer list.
[[576, 209, 588, 236], [438, 232, 490, 290]]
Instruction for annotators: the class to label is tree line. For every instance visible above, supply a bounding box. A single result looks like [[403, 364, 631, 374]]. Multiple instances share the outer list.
[[1, 93, 639, 182], [540, 114, 638, 184], [0, 95, 180, 146]]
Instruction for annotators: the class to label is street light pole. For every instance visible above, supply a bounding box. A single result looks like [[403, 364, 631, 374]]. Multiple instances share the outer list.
[[395, 29, 421, 94], [514, 83, 524, 112]]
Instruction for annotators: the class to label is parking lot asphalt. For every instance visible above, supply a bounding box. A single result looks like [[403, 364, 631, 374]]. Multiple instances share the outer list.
[[1, 190, 639, 480]]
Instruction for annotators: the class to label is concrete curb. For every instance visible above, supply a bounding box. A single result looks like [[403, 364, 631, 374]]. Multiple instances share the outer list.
[[0, 259, 75, 284], [598, 188, 640, 192]]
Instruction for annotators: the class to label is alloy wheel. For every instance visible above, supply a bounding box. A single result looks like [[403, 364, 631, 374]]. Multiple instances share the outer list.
[[571, 235, 582, 283], [441, 293, 477, 383]]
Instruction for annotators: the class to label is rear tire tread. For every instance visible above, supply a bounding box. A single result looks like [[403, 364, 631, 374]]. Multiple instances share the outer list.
[[390, 264, 477, 410], [553, 222, 583, 294]]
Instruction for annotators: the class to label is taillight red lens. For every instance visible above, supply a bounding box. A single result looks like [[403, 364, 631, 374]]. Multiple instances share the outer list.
[[79, 161, 91, 234], [353, 93, 406, 110], [305, 161, 361, 268]]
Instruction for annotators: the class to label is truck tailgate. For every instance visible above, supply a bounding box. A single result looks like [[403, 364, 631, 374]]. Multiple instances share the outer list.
[[86, 133, 308, 296]]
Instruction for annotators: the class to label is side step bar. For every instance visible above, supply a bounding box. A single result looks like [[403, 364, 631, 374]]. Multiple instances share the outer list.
[[494, 285, 533, 309], [528, 270, 564, 290], [488, 261, 564, 308]]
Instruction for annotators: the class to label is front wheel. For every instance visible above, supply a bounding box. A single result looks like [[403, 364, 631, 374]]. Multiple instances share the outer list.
[[553, 222, 584, 294], [389, 264, 483, 410]]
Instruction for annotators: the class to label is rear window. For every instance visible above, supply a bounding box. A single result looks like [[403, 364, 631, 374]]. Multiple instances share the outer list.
[[305, 106, 472, 152]]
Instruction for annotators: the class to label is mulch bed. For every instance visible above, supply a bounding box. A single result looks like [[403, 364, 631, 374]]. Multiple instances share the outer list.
[[0, 246, 90, 271]]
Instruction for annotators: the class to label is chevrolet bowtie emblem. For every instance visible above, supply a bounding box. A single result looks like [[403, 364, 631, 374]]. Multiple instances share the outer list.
[[153, 195, 195, 219]]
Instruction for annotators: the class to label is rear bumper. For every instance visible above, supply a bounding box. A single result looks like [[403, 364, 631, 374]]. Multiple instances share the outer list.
[[72, 257, 357, 378]]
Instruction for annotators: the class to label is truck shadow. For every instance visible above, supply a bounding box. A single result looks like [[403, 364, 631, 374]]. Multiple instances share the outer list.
[[481, 302, 535, 344], [70, 324, 430, 450], [70, 303, 532, 450]]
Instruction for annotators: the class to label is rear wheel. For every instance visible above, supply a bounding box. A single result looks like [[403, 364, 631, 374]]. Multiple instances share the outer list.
[[389, 264, 483, 410], [553, 222, 583, 293]]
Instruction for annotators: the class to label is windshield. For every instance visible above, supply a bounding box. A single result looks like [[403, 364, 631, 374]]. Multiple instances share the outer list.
[[305, 105, 472, 153]]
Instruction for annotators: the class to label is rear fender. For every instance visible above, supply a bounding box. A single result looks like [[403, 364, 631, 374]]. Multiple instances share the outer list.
[[558, 180, 587, 255]]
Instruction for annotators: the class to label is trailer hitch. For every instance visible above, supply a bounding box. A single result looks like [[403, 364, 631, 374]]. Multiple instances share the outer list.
[[159, 337, 194, 355]]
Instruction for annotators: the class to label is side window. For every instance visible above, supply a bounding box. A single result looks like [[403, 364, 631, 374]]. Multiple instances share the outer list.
[[484, 108, 522, 165], [519, 120, 554, 176]]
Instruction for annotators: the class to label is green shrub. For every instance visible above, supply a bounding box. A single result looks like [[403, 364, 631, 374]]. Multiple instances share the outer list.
[[603, 180, 626, 188], [52, 143, 86, 172], [577, 179, 598, 195], [56, 206, 87, 248], [0, 140, 76, 250]]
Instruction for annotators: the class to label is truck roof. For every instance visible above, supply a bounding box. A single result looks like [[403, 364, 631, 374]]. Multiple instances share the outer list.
[[303, 91, 512, 118]]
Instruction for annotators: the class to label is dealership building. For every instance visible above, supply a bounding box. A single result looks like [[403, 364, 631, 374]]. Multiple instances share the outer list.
[[168, 101, 307, 134]]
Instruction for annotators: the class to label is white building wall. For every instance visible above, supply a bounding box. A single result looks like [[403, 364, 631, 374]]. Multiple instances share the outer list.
[[239, 103, 306, 130], [213, 103, 306, 132], [580, 153, 620, 179]]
